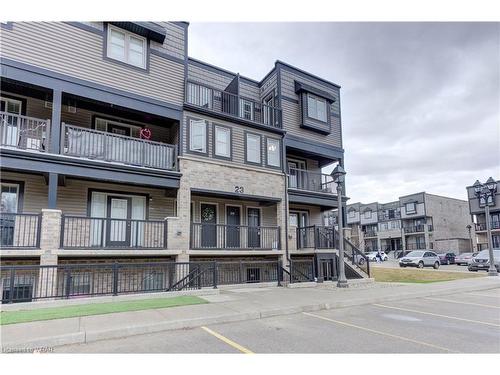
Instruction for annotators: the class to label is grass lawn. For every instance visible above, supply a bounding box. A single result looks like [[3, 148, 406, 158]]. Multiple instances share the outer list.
[[371, 267, 485, 284], [0, 295, 208, 326]]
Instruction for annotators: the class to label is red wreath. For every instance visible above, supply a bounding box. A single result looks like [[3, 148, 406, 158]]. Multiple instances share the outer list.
[[140, 127, 152, 140]]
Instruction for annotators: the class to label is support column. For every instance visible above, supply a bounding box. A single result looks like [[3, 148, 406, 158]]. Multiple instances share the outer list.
[[40, 208, 62, 253], [38, 208, 61, 299], [48, 172, 58, 209], [50, 89, 62, 154], [36, 253, 58, 299]]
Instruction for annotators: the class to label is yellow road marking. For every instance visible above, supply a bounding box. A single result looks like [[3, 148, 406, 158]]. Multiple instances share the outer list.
[[373, 304, 500, 327], [424, 297, 500, 309], [302, 312, 457, 353], [200, 326, 254, 354]]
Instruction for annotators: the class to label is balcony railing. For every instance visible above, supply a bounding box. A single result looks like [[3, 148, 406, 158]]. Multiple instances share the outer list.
[[288, 168, 335, 193], [190, 223, 280, 250], [404, 224, 426, 233], [296, 226, 335, 249], [185, 81, 282, 129], [0, 112, 50, 152], [0, 213, 42, 249], [60, 216, 167, 249], [378, 212, 401, 221], [363, 230, 377, 238], [61, 123, 177, 170], [475, 222, 500, 231]]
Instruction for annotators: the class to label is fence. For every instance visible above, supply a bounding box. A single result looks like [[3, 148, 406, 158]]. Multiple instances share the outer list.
[[296, 226, 335, 249], [0, 213, 42, 249], [0, 112, 50, 152]]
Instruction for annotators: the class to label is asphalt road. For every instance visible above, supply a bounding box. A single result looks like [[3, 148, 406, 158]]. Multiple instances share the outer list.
[[56, 287, 500, 353]]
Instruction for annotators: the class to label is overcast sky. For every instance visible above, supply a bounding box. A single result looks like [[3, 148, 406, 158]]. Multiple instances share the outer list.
[[188, 22, 500, 204]]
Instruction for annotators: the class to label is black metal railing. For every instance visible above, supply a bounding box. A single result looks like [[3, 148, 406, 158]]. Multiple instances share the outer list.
[[288, 168, 335, 193], [0, 261, 216, 303], [427, 225, 434, 232], [342, 236, 370, 277], [289, 259, 315, 282], [61, 123, 177, 170], [404, 224, 426, 233], [190, 223, 280, 250], [0, 112, 50, 152], [363, 230, 377, 238], [61, 216, 167, 249], [476, 222, 500, 231], [296, 226, 335, 249], [185, 80, 282, 129], [0, 213, 42, 249]]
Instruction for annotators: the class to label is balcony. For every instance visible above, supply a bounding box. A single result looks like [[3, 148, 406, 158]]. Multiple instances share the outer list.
[[288, 168, 335, 193], [60, 216, 168, 249], [185, 81, 282, 129], [190, 223, 280, 250], [0, 213, 42, 249], [404, 224, 426, 234], [363, 230, 377, 238], [61, 123, 177, 171], [296, 225, 335, 249], [0, 112, 50, 152], [475, 222, 500, 231]]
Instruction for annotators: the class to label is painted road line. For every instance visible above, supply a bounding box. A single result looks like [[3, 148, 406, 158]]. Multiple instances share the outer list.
[[373, 304, 500, 327], [200, 326, 254, 354], [467, 292, 500, 298], [424, 297, 500, 309], [302, 312, 457, 353]]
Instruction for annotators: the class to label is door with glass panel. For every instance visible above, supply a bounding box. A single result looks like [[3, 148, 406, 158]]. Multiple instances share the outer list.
[[0, 183, 19, 247], [0, 97, 22, 147], [288, 160, 306, 189], [105, 196, 132, 247]]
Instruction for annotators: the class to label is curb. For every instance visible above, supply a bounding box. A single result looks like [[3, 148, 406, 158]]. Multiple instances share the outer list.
[[2, 281, 498, 349]]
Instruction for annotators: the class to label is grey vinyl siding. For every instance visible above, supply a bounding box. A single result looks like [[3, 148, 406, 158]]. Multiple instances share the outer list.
[[1, 22, 184, 106], [182, 111, 282, 171], [280, 68, 342, 148], [187, 63, 234, 91], [239, 81, 260, 102], [0, 91, 52, 120], [191, 196, 278, 226], [260, 71, 278, 100], [149, 22, 185, 61], [0, 171, 175, 218]]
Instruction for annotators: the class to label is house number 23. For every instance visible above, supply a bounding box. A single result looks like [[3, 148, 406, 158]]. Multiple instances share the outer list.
[[234, 186, 244, 193]]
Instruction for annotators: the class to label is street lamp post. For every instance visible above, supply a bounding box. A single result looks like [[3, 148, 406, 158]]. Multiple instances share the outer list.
[[466, 224, 473, 252], [332, 165, 348, 288], [473, 178, 498, 276]]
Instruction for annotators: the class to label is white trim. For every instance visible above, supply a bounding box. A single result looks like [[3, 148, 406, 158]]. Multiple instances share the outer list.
[[0, 96, 23, 114], [106, 25, 147, 69], [214, 125, 231, 158], [246, 133, 261, 164], [266, 138, 281, 167], [189, 119, 207, 154]]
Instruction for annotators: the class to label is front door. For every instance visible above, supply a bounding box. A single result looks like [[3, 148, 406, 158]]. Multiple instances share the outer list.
[[106, 196, 131, 247], [247, 208, 261, 248], [201, 204, 217, 248], [1, 96, 22, 147], [320, 259, 334, 281], [226, 206, 241, 248]]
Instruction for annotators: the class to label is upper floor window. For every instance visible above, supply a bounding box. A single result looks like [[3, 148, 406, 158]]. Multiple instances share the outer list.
[[245, 133, 261, 164], [214, 125, 231, 158], [240, 99, 254, 121], [307, 94, 327, 122], [107, 25, 147, 69], [1, 96, 22, 114], [348, 210, 356, 218], [189, 119, 207, 154], [364, 210, 372, 219], [266, 138, 281, 168], [405, 202, 417, 214]]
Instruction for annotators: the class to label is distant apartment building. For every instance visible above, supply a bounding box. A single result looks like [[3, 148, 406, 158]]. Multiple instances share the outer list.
[[467, 179, 500, 251], [328, 192, 474, 253]]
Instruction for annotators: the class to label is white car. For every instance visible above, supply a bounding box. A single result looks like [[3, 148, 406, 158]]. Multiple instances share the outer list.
[[366, 251, 388, 261]]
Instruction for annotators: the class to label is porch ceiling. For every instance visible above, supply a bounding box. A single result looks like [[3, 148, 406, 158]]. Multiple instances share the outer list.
[[190, 188, 281, 206]]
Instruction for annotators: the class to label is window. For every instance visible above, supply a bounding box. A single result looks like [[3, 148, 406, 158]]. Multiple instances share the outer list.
[[214, 125, 231, 158], [246, 133, 261, 164], [95, 118, 141, 138], [348, 210, 356, 218], [239, 99, 254, 120], [107, 25, 147, 69], [0, 96, 22, 114], [266, 138, 281, 167], [263, 95, 274, 125], [405, 202, 417, 214], [189, 119, 207, 153], [307, 94, 327, 122], [1, 183, 19, 213], [364, 210, 372, 219]]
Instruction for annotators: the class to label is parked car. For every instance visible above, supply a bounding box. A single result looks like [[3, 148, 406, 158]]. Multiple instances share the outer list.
[[399, 250, 440, 269], [437, 252, 456, 265], [455, 252, 478, 266], [468, 249, 500, 272], [366, 251, 388, 261]]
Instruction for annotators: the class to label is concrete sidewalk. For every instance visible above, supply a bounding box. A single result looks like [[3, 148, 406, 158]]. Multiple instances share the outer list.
[[2, 277, 499, 349]]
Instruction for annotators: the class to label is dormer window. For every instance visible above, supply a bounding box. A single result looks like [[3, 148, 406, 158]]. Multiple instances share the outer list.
[[348, 210, 356, 218], [307, 94, 327, 122], [364, 210, 372, 219], [405, 202, 417, 214], [107, 25, 147, 69]]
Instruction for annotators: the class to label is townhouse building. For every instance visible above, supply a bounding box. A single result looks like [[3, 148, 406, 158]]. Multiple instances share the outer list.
[[467, 179, 500, 251], [0, 22, 363, 301], [339, 192, 474, 254]]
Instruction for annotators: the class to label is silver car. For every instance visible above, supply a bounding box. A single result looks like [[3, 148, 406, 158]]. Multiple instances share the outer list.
[[399, 250, 440, 269], [468, 249, 500, 272]]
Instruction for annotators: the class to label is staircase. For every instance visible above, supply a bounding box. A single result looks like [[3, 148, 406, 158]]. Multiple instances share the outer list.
[[335, 231, 370, 279]]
